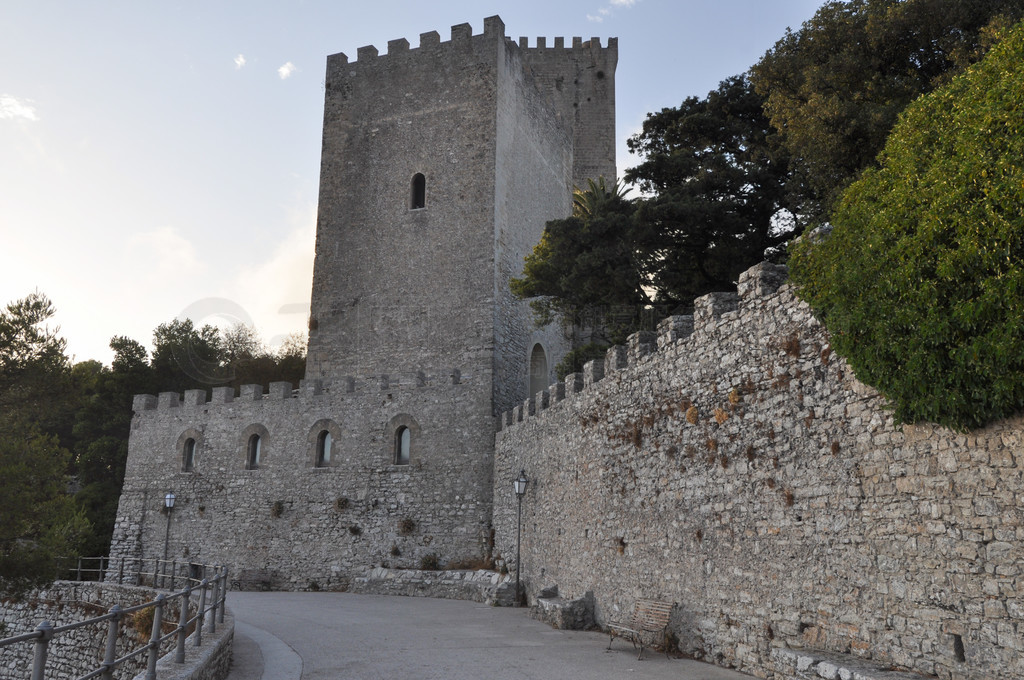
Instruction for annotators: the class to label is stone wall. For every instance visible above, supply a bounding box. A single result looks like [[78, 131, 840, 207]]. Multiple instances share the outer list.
[[350, 567, 513, 605], [494, 262, 1024, 680], [110, 377, 495, 590], [0, 582, 219, 680]]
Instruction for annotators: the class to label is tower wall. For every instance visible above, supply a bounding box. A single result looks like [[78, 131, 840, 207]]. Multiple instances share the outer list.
[[110, 16, 618, 588]]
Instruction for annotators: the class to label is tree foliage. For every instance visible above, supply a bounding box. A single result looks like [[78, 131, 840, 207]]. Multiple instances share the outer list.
[[511, 178, 648, 336], [513, 76, 795, 372], [751, 0, 1024, 224], [626, 74, 795, 303], [0, 295, 88, 595], [0, 422, 90, 596], [0, 291, 308, 574], [788, 19, 1024, 430]]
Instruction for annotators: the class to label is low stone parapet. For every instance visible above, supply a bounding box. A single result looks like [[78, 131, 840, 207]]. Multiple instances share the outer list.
[[770, 647, 922, 680], [350, 567, 513, 605]]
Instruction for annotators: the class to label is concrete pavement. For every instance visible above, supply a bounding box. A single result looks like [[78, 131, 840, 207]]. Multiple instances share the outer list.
[[225, 591, 754, 680]]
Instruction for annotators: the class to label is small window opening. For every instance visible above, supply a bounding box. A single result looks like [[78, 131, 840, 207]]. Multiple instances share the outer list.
[[529, 343, 548, 396], [183, 438, 196, 472], [316, 430, 332, 467], [247, 434, 262, 470], [411, 173, 426, 209], [394, 426, 410, 465]]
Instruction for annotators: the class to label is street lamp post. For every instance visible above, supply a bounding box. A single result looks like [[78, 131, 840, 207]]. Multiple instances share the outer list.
[[163, 492, 175, 586], [513, 470, 528, 607]]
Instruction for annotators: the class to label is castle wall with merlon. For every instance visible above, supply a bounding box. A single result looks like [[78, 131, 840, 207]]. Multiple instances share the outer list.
[[111, 17, 618, 589], [493, 262, 1024, 679], [111, 373, 494, 590]]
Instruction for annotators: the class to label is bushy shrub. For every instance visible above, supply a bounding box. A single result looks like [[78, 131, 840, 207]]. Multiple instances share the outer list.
[[789, 20, 1024, 431]]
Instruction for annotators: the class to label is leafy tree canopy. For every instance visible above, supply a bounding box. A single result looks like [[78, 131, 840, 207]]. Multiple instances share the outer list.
[[789, 18, 1024, 430], [626, 74, 796, 303], [751, 0, 1024, 224]]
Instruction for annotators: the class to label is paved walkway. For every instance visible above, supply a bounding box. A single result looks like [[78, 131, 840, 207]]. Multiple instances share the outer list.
[[224, 591, 753, 680]]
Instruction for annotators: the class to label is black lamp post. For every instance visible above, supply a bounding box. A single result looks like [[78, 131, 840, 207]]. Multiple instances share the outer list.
[[163, 492, 175, 584], [513, 470, 528, 607]]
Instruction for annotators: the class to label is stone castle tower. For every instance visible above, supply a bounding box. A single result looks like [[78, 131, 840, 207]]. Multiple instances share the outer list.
[[108, 16, 617, 588]]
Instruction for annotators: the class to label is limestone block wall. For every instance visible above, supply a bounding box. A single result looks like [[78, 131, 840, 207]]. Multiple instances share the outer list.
[[0, 583, 187, 680], [110, 373, 495, 591], [494, 262, 1024, 680]]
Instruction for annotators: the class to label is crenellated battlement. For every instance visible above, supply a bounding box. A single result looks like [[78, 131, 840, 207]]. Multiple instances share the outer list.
[[325, 15, 616, 70], [132, 368, 470, 414], [497, 261, 789, 431]]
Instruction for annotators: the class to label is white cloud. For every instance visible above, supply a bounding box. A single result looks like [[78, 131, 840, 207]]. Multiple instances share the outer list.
[[588, 0, 639, 21], [234, 54, 246, 69], [277, 62, 296, 79], [0, 94, 39, 121]]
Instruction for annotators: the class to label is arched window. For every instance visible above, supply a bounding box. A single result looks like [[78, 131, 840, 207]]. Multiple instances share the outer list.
[[247, 434, 262, 470], [529, 343, 548, 396], [182, 438, 197, 472], [316, 430, 332, 467], [395, 426, 411, 465], [411, 173, 426, 209]]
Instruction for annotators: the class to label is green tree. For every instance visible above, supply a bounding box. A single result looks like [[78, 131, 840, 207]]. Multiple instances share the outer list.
[[751, 0, 1024, 224], [789, 18, 1024, 430], [0, 422, 90, 596], [0, 294, 89, 594], [512, 179, 647, 325], [0, 292, 75, 439], [69, 338, 156, 556], [151, 318, 227, 391], [626, 74, 796, 302]]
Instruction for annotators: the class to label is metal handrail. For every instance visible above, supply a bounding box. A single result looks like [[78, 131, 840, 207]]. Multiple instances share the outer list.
[[0, 557, 229, 680]]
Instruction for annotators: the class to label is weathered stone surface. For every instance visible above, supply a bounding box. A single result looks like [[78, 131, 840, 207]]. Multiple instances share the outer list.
[[109, 17, 618, 592], [350, 567, 512, 605], [494, 276, 1024, 680]]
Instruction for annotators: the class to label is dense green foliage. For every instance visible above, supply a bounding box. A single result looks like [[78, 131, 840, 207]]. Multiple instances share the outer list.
[[0, 293, 307, 582], [513, 78, 794, 365], [789, 19, 1024, 430], [751, 0, 1024, 225], [511, 178, 648, 334], [0, 295, 89, 595], [626, 75, 796, 300]]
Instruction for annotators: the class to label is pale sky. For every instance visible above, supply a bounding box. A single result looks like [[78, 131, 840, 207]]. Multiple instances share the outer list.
[[0, 0, 825, 365]]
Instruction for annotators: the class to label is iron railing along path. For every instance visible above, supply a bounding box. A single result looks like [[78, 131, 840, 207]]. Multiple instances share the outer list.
[[0, 557, 229, 680]]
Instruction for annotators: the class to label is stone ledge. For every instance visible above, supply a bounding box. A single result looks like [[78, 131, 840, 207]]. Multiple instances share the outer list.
[[350, 567, 514, 606], [531, 591, 595, 630], [771, 647, 922, 680]]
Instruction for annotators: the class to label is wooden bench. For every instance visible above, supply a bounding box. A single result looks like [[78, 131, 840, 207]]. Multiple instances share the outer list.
[[606, 599, 675, 659], [230, 568, 275, 591]]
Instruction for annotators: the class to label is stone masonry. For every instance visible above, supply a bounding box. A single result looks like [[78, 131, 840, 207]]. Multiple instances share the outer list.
[[493, 262, 1024, 679], [110, 17, 617, 590]]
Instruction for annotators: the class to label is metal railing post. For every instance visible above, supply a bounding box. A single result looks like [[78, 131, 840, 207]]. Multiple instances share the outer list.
[[153, 557, 159, 588], [118, 556, 124, 584], [208, 576, 219, 635], [218, 569, 226, 623], [195, 580, 208, 648], [76, 557, 82, 581], [145, 595, 165, 680], [30, 620, 54, 680], [170, 560, 177, 591], [99, 605, 122, 680], [175, 584, 191, 664]]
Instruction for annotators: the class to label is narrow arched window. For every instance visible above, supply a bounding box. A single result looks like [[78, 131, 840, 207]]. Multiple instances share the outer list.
[[247, 434, 262, 470], [411, 173, 426, 209], [316, 430, 332, 467], [529, 343, 548, 396], [183, 438, 197, 472], [394, 426, 410, 465]]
